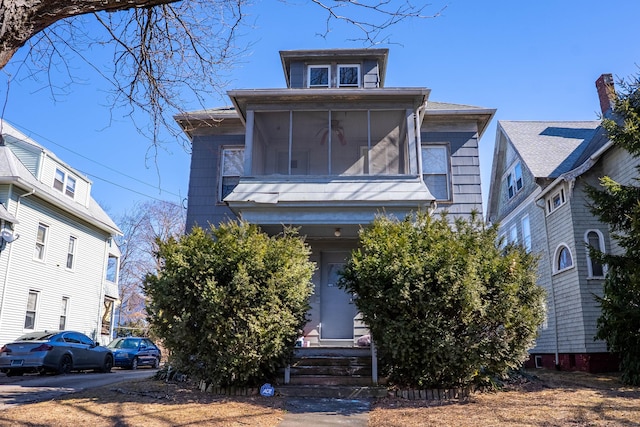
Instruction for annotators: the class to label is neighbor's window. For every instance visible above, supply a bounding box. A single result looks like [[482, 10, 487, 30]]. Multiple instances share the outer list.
[[24, 290, 39, 329], [546, 188, 566, 214], [585, 230, 605, 277], [34, 223, 48, 261], [521, 215, 532, 252], [555, 244, 574, 272], [53, 168, 76, 199], [66, 236, 77, 269], [308, 65, 330, 87], [421, 145, 450, 200], [106, 254, 118, 282], [53, 169, 65, 191], [59, 297, 69, 330], [338, 64, 360, 87], [506, 162, 523, 199], [101, 298, 114, 335], [220, 148, 244, 202]]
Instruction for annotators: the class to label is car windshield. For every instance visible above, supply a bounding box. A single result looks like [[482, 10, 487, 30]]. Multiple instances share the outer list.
[[109, 338, 140, 349], [16, 332, 57, 341]]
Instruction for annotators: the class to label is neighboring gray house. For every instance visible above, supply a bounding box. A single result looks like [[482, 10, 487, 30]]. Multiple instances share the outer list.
[[486, 74, 635, 372], [177, 48, 495, 346], [0, 121, 121, 346]]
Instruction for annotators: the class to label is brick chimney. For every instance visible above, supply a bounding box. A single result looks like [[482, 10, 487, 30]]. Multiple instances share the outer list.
[[595, 73, 615, 115]]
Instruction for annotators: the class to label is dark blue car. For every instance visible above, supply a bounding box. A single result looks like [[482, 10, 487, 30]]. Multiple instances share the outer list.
[[107, 337, 161, 369]]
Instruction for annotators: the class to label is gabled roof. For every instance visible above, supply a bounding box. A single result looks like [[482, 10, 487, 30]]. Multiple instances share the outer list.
[[499, 121, 601, 178], [0, 121, 121, 235]]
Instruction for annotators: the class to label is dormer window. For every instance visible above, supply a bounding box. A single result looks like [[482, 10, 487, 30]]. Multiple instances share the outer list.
[[53, 168, 76, 199], [338, 64, 360, 87], [308, 65, 330, 88]]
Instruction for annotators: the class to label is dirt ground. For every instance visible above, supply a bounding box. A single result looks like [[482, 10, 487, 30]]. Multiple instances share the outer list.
[[0, 369, 638, 426]]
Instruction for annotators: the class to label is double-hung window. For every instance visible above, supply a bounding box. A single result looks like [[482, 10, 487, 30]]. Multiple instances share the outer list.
[[338, 64, 360, 87], [66, 236, 77, 269], [220, 148, 244, 202], [24, 291, 39, 329], [53, 168, 76, 199], [106, 255, 118, 282], [521, 215, 532, 252], [59, 297, 69, 330], [421, 145, 450, 201], [308, 65, 330, 88], [34, 223, 48, 261], [506, 162, 523, 199]]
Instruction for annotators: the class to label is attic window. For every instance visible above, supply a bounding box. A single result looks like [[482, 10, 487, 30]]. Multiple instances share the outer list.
[[308, 65, 330, 88], [338, 64, 360, 87], [506, 162, 523, 199], [53, 168, 76, 199]]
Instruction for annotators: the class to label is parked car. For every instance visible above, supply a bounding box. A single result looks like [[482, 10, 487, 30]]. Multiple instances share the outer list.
[[0, 331, 113, 376], [107, 337, 161, 369]]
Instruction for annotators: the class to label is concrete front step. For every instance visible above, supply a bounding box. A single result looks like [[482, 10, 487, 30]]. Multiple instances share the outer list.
[[289, 365, 372, 377], [276, 384, 388, 398]]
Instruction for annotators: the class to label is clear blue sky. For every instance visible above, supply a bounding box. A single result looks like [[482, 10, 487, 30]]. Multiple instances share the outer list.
[[1, 0, 639, 220]]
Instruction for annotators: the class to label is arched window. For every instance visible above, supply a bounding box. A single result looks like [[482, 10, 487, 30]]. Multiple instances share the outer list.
[[554, 244, 574, 273], [585, 230, 605, 277]]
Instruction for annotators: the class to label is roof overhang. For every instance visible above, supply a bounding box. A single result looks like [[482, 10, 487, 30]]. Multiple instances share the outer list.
[[423, 107, 497, 138], [227, 88, 430, 124]]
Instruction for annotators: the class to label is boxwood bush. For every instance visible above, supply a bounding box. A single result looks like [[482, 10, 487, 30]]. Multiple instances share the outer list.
[[144, 221, 314, 387], [339, 212, 545, 388]]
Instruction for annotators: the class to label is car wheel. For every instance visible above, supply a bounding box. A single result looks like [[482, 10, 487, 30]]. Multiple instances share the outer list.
[[131, 357, 138, 370], [152, 357, 160, 369], [101, 354, 113, 373], [58, 355, 72, 375]]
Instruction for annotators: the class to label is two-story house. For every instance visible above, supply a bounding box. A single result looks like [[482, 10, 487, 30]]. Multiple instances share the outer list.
[[486, 74, 636, 372], [0, 121, 121, 346], [177, 48, 495, 346]]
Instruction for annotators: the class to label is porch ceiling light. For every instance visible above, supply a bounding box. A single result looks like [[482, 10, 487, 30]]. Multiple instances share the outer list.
[[334, 228, 342, 237]]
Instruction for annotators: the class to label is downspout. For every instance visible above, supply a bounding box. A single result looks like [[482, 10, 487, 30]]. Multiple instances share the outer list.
[[535, 195, 560, 368], [0, 186, 36, 333]]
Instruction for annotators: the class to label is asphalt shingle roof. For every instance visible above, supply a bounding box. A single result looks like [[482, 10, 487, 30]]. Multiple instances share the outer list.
[[499, 120, 601, 178]]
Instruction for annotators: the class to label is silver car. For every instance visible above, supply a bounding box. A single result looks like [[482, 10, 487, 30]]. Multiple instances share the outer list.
[[0, 331, 113, 376]]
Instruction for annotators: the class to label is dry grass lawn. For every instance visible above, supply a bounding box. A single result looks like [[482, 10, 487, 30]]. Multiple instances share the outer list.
[[0, 369, 638, 426]]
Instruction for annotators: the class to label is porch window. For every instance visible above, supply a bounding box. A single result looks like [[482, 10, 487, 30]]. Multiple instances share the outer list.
[[421, 145, 450, 200], [251, 109, 410, 177]]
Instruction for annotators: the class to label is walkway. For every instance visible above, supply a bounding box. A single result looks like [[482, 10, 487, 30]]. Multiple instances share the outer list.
[[278, 397, 372, 426]]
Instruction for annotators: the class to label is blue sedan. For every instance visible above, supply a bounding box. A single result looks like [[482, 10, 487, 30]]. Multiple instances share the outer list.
[[107, 337, 161, 369]]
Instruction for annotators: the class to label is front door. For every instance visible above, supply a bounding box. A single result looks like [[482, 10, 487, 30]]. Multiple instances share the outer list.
[[320, 253, 358, 340]]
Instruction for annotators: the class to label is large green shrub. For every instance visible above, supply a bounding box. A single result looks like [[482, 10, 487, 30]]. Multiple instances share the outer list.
[[144, 221, 314, 387], [339, 212, 545, 388]]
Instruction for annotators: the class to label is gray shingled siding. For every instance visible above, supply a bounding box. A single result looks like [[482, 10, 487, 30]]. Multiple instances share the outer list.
[[362, 59, 379, 88], [422, 131, 483, 218], [186, 134, 244, 231], [289, 61, 304, 88]]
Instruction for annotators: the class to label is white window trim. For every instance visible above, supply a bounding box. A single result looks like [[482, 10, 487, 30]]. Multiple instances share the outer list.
[[66, 235, 77, 271], [34, 222, 49, 262], [584, 229, 607, 278], [521, 215, 532, 252], [24, 290, 40, 330], [308, 64, 331, 88], [553, 243, 575, 274], [509, 224, 518, 244], [219, 147, 245, 203], [505, 161, 523, 200], [421, 144, 451, 201], [53, 168, 76, 199], [337, 64, 360, 87], [546, 186, 567, 215]]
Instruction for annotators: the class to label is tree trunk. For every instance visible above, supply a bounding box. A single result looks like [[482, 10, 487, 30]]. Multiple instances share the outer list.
[[0, 0, 178, 69]]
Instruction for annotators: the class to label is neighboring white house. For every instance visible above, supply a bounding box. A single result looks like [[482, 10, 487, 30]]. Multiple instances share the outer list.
[[0, 120, 121, 346]]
